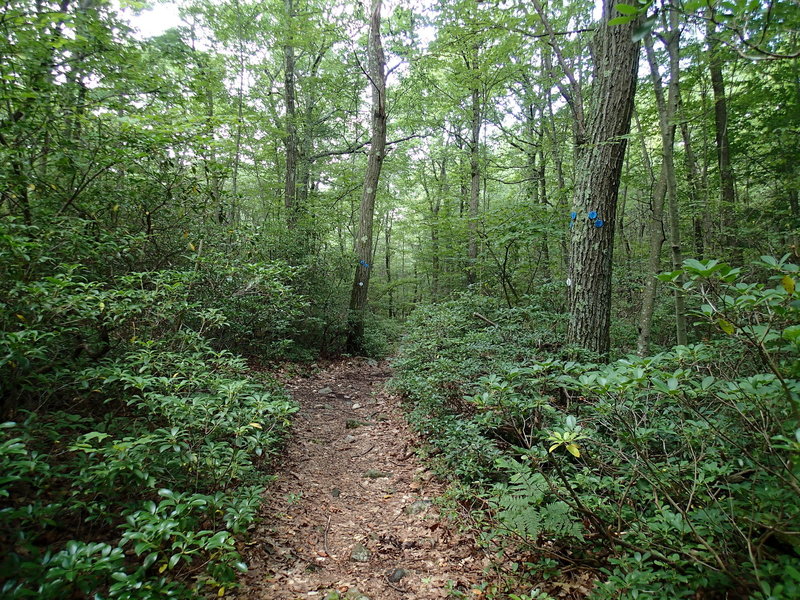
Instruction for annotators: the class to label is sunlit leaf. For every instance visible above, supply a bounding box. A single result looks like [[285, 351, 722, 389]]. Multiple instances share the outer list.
[[566, 444, 581, 457], [615, 3, 639, 15], [717, 319, 735, 335]]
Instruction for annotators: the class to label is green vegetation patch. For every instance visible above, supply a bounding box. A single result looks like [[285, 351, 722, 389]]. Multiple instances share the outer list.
[[392, 260, 800, 599]]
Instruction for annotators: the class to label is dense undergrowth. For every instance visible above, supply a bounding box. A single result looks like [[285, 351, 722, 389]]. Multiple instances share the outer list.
[[392, 257, 800, 599], [0, 218, 307, 598]]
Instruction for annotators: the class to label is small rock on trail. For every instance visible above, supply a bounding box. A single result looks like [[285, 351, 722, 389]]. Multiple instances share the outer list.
[[234, 358, 486, 599]]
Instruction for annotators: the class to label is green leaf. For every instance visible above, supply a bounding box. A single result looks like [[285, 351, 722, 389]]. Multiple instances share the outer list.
[[657, 270, 682, 282], [565, 443, 581, 458], [717, 319, 735, 335], [783, 325, 800, 342], [614, 3, 639, 15], [761, 255, 779, 267], [683, 258, 708, 273], [608, 16, 635, 26], [782, 274, 795, 294]]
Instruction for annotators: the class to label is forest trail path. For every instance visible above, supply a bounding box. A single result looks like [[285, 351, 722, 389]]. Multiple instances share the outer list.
[[236, 358, 488, 600]]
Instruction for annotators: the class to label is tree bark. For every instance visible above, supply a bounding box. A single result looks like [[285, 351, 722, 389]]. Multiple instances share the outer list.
[[283, 0, 298, 227], [638, 25, 687, 356], [637, 158, 667, 356], [662, 16, 688, 347], [707, 19, 738, 262], [467, 84, 480, 286], [346, 0, 386, 353], [385, 210, 394, 318], [566, 1, 641, 357], [680, 114, 707, 258]]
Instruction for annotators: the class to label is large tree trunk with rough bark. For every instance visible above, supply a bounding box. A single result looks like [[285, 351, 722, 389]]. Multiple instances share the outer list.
[[346, 0, 386, 353], [566, 1, 640, 357]]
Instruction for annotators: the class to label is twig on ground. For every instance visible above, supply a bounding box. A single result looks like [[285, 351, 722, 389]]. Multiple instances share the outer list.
[[385, 575, 410, 594], [350, 445, 375, 460], [323, 515, 331, 557], [473, 312, 499, 327]]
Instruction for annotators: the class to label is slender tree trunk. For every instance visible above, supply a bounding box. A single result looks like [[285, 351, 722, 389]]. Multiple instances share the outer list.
[[346, 0, 386, 353], [431, 158, 445, 300], [637, 165, 667, 356], [545, 77, 568, 273], [707, 20, 738, 262], [231, 0, 246, 223], [467, 84, 480, 286], [538, 142, 553, 283], [201, 68, 224, 224], [385, 210, 393, 318], [680, 116, 706, 258], [283, 0, 298, 226], [566, 2, 641, 357], [663, 17, 688, 346], [297, 46, 327, 208], [638, 27, 687, 355]]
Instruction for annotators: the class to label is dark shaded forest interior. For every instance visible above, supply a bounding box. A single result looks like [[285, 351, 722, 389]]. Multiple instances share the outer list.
[[1, 0, 799, 598]]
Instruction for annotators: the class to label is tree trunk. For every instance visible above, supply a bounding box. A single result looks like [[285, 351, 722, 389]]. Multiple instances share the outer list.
[[680, 115, 706, 258], [430, 157, 445, 300], [566, 1, 641, 357], [385, 210, 393, 318], [544, 72, 569, 273], [637, 164, 667, 357], [707, 19, 738, 262], [346, 0, 386, 353], [283, 0, 298, 227], [467, 84, 480, 286], [638, 26, 687, 355], [231, 0, 246, 223], [663, 16, 688, 346]]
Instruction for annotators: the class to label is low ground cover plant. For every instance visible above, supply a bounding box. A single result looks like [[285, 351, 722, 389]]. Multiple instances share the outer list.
[[392, 258, 800, 599], [0, 219, 298, 598]]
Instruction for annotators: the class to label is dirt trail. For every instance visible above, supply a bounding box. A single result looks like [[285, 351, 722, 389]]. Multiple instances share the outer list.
[[236, 358, 487, 600]]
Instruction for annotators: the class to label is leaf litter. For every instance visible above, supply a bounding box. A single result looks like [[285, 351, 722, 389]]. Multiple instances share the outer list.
[[234, 358, 488, 600]]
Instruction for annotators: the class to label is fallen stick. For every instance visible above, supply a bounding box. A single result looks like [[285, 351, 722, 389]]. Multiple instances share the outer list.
[[385, 575, 410, 594], [323, 515, 332, 557], [472, 312, 498, 327], [350, 445, 375, 460]]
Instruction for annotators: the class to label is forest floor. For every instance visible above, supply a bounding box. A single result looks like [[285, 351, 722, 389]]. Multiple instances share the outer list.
[[235, 358, 489, 600]]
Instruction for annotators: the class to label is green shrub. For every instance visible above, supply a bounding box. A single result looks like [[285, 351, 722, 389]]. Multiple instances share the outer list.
[[0, 218, 299, 598], [392, 259, 800, 598]]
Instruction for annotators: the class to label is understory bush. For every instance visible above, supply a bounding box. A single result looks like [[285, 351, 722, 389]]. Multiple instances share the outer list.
[[0, 218, 299, 598], [392, 258, 800, 598]]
